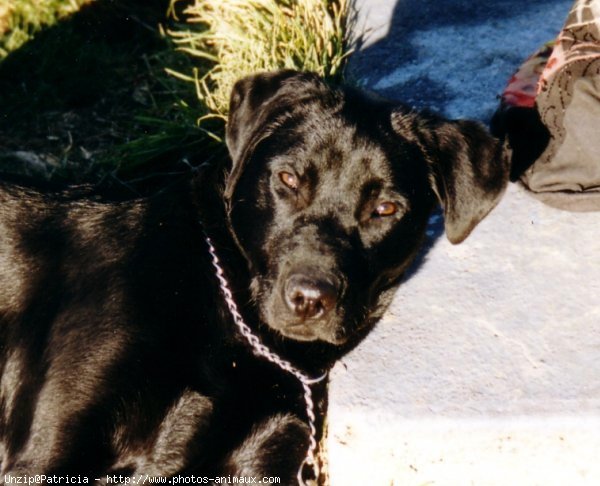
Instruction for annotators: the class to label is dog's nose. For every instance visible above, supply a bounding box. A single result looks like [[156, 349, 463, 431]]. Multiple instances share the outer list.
[[284, 273, 338, 320]]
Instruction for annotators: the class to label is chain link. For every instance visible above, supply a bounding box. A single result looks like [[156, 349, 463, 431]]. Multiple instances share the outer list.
[[204, 233, 327, 485]]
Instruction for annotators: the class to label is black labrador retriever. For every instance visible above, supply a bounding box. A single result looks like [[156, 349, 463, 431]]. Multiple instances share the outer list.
[[0, 70, 508, 482]]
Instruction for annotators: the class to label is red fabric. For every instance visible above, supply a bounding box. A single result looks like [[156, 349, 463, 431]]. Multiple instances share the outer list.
[[501, 42, 554, 108]]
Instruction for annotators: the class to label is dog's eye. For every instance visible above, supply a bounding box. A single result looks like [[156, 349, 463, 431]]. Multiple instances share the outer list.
[[279, 171, 299, 191], [373, 202, 398, 217]]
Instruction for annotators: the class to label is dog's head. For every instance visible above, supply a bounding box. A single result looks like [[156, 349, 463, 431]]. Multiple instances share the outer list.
[[224, 70, 508, 346]]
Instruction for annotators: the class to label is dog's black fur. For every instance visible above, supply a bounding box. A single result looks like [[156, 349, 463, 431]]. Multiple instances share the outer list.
[[0, 71, 508, 481]]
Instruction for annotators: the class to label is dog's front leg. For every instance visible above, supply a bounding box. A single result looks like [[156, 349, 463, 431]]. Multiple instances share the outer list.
[[222, 413, 310, 483]]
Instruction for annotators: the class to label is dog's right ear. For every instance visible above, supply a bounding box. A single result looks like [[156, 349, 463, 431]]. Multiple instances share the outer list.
[[225, 70, 327, 202]]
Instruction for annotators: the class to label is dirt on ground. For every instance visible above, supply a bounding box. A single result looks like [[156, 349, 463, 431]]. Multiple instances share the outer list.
[[0, 0, 214, 193]]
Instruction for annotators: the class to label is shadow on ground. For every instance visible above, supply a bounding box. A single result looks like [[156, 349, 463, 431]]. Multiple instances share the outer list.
[[348, 0, 570, 119], [0, 0, 215, 191]]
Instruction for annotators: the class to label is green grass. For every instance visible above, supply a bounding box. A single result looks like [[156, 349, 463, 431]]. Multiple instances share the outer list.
[[168, 0, 350, 118], [0, 0, 94, 58]]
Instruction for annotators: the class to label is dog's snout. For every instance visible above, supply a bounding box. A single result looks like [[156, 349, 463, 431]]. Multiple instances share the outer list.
[[284, 273, 338, 321]]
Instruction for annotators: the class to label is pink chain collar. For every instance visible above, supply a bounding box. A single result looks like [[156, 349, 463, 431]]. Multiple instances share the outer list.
[[204, 233, 328, 485]]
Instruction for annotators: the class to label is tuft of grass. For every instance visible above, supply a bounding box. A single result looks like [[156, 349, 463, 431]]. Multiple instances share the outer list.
[[0, 0, 94, 58], [109, 0, 351, 180], [167, 0, 350, 119]]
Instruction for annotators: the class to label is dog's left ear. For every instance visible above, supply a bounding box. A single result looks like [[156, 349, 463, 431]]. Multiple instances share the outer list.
[[394, 112, 510, 244], [224, 70, 328, 201]]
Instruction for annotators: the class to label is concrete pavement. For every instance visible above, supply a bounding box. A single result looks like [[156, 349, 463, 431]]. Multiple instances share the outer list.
[[327, 1, 600, 484]]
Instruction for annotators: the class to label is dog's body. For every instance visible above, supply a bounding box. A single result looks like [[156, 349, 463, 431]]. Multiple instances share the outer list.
[[0, 180, 311, 480], [0, 71, 508, 481]]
